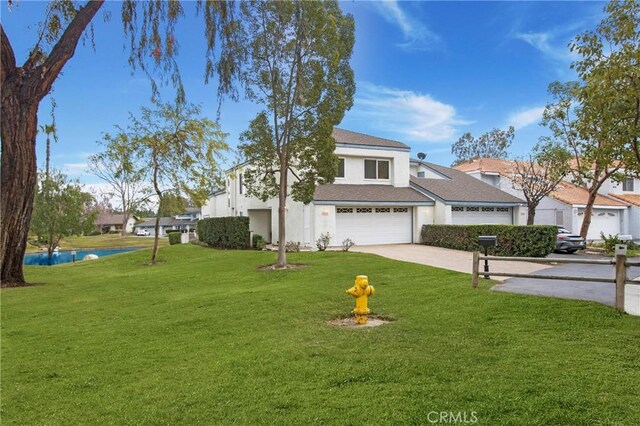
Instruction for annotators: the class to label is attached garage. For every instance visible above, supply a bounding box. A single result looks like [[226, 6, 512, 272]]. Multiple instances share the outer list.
[[580, 208, 620, 240], [451, 206, 512, 225], [335, 206, 413, 245]]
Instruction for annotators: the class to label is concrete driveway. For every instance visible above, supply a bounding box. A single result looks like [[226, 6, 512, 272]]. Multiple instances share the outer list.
[[351, 244, 550, 281]]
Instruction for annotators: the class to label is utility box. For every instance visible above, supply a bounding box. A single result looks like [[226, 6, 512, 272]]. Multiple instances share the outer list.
[[478, 236, 497, 249], [615, 244, 627, 256], [181, 232, 189, 244]]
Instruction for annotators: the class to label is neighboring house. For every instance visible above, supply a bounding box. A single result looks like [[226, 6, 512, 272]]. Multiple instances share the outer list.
[[454, 158, 637, 241], [133, 212, 198, 236], [94, 213, 137, 234], [202, 129, 526, 247], [606, 176, 640, 241]]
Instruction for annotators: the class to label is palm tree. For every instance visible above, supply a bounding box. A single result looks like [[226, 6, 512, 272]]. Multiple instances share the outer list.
[[39, 123, 57, 179]]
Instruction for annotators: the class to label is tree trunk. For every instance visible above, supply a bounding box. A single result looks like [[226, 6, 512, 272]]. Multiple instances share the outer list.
[[150, 154, 161, 264], [526, 204, 537, 226], [579, 187, 599, 240], [276, 156, 288, 268], [1, 96, 39, 285], [151, 213, 161, 264], [45, 135, 51, 179]]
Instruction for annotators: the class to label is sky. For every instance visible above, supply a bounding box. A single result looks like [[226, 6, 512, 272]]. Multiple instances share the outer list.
[[2, 0, 607, 195]]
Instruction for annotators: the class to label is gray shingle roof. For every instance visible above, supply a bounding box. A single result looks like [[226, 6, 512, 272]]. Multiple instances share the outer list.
[[314, 184, 432, 203], [134, 217, 197, 227], [333, 128, 410, 150], [410, 162, 525, 204]]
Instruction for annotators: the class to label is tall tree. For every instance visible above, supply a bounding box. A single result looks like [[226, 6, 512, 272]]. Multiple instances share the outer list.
[[511, 141, 571, 225], [88, 132, 151, 236], [1, 1, 238, 285], [542, 1, 639, 239], [30, 170, 97, 261], [451, 126, 515, 166], [127, 101, 228, 264], [237, 0, 355, 268]]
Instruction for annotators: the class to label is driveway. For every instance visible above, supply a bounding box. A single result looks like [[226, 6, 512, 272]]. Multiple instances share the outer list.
[[493, 254, 640, 307], [351, 244, 551, 281]]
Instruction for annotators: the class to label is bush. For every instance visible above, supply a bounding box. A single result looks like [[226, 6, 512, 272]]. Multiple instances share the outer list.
[[196, 217, 250, 249], [166, 229, 182, 234], [87, 230, 102, 236], [168, 232, 182, 245], [252, 234, 264, 249], [421, 224, 556, 257], [316, 232, 331, 251], [341, 238, 355, 252], [256, 239, 266, 250], [285, 241, 301, 252], [600, 232, 638, 254]]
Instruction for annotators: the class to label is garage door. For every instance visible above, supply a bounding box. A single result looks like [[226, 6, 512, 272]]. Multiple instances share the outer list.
[[335, 206, 412, 245], [581, 208, 620, 240], [451, 206, 512, 225]]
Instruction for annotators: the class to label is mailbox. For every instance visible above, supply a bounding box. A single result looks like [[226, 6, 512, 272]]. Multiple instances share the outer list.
[[478, 236, 497, 248]]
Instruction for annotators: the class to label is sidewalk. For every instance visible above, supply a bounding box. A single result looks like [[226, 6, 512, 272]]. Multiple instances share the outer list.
[[351, 244, 550, 281]]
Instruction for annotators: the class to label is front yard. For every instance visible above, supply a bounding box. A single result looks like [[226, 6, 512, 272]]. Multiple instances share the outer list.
[[26, 233, 169, 252], [2, 245, 639, 424]]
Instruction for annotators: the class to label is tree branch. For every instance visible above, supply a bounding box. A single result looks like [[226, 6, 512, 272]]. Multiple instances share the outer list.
[[1, 24, 16, 85]]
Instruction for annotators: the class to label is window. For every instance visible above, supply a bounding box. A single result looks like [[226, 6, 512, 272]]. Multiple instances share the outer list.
[[555, 210, 564, 226], [417, 171, 425, 178], [337, 207, 353, 214], [356, 207, 372, 213], [375, 208, 391, 213], [481, 207, 495, 212], [394, 207, 408, 213], [497, 207, 509, 213], [623, 177, 635, 192], [452, 206, 464, 212], [239, 173, 244, 195], [337, 158, 345, 178], [466, 207, 479, 212], [364, 159, 390, 180]]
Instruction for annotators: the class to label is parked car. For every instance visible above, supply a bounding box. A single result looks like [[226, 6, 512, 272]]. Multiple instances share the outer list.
[[555, 226, 586, 253], [136, 229, 150, 236]]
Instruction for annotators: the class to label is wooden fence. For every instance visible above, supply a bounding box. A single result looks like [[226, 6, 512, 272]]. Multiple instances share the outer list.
[[472, 251, 640, 312]]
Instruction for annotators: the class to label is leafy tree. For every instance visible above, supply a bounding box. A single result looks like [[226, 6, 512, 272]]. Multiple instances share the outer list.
[[88, 132, 151, 236], [511, 141, 571, 225], [1, 1, 238, 285], [451, 126, 515, 166], [127, 101, 228, 264], [237, 0, 355, 268], [30, 170, 97, 261], [541, 1, 639, 239]]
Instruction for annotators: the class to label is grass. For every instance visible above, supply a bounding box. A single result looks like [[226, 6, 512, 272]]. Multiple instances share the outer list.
[[26, 234, 168, 252], [2, 245, 640, 425]]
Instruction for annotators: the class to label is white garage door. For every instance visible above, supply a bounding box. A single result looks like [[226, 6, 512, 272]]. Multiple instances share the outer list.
[[581, 208, 620, 240], [335, 206, 412, 245], [451, 206, 512, 225]]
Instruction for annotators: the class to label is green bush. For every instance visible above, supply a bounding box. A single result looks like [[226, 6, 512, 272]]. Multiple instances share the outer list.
[[421, 224, 557, 257], [165, 229, 181, 234], [197, 217, 250, 249], [252, 234, 263, 249], [600, 232, 638, 254], [168, 232, 182, 245]]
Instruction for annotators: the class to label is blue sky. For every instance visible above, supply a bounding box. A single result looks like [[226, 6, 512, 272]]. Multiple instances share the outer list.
[[2, 0, 606, 193]]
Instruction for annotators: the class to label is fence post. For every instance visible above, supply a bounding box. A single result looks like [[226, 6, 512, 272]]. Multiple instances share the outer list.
[[472, 251, 479, 288], [615, 245, 627, 313]]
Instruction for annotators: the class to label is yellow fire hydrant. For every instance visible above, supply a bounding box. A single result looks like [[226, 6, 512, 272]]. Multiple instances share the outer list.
[[346, 275, 375, 324]]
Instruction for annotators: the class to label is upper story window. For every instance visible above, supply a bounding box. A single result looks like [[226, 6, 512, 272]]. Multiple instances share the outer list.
[[623, 177, 635, 192], [364, 159, 390, 180], [417, 171, 425, 178], [337, 158, 345, 178], [239, 173, 244, 195]]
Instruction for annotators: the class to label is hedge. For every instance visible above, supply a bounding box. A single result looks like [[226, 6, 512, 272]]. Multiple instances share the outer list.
[[421, 224, 557, 257], [168, 232, 182, 245], [197, 217, 250, 249]]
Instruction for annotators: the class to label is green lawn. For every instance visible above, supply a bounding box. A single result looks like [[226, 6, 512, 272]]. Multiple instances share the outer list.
[[26, 234, 168, 252], [2, 245, 639, 425]]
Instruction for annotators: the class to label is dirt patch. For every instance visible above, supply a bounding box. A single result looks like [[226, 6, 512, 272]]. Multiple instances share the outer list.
[[1, 281, 46, 289], [257, 263, 310, 271], [327, 315, 392, 328]]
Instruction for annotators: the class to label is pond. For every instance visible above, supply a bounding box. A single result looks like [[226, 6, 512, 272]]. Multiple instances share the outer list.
[[23, 248, 140, 266]]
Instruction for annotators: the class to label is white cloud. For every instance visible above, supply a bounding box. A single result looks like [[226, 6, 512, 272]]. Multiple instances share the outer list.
[[514, 31, 576, 63], [506, 106, 545, 130], [349, 82, 471, 142], [372, 1, 440, 51], [62, 162, 89, 177]]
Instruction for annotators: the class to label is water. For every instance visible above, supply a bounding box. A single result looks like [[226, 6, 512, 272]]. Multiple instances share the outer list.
[[23, 248, 140, 266]]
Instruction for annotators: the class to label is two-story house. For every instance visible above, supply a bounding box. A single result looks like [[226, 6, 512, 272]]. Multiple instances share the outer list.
[[455, 158, 637, 241], [202, 129, 527, 247]]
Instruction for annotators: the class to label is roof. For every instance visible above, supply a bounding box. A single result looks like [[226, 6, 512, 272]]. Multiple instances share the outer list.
[[95, 213, 134, 226], [134, 217, 198, 227], [550, 181, 628, 207], [314, 184, 432, 204], [332, 128, 410, 150], [410, 162, 525, 204], [608, 193, 640, 207], [453, 157, 516, 176]]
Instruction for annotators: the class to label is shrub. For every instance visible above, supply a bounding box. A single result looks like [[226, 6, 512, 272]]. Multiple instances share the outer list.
[[285, 241, 301, 252], [168, 232, 182, 245], [316, 232, 331, 251], [165, 229, 182, 234], [421, 224, 556, 257], [196, 217, 250, 249], [341, 238, 355, 252], [600, 232, 637, 254], [87, 230, 102, 236], [252, 234, 264, 249], [256, 239, 266, 250]]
